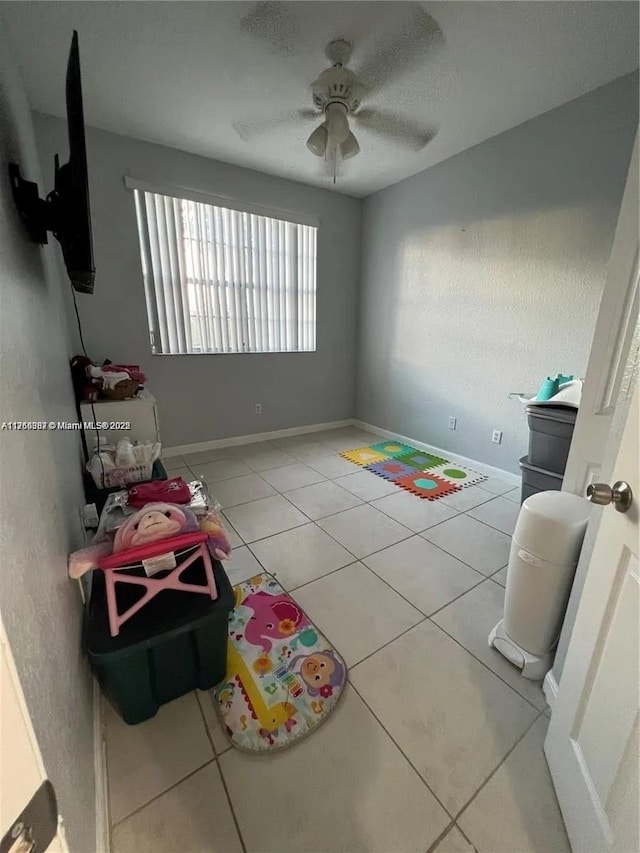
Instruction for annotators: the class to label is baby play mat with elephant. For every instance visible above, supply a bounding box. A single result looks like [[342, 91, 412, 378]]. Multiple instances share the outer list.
[[214, 573, 347, 753]]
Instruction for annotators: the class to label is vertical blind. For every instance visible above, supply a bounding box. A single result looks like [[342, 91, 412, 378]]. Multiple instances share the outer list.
[[132, 188, 317, 354]]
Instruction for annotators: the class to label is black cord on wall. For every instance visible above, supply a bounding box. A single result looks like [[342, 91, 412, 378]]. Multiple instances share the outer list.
[[72, 288, 105, 487]]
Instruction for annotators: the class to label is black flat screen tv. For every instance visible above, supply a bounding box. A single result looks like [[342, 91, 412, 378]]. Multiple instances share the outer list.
[[9, 30, 95, 293]]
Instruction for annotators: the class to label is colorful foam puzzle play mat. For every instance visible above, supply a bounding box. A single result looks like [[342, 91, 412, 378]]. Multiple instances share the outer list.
[[341, 441, 487, 499], [214, 573, 347, 753]]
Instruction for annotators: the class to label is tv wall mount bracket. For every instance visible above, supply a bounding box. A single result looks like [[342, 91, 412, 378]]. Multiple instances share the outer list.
[[8, 160, 65, 245]]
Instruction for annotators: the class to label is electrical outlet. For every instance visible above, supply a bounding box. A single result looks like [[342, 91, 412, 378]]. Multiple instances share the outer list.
[[255, 403, 262, 414], [448, 416, 457, 430], [492, 429, 503, 444]]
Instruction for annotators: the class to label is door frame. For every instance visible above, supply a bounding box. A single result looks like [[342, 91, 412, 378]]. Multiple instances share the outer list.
[[544, 384, 638, 850], [1, 618, 69, 853], [546, 133, 639, 702]]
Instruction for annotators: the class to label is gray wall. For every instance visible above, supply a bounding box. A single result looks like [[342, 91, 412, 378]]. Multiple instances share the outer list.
[[34, 115, 362, 449], [356, 73, 639, 474], [0, 17, 95, 853]]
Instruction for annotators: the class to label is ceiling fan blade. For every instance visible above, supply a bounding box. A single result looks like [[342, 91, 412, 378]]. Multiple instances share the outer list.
[[239, 1, 300, 55], [353, 108, 437, 151], [233, 109, 319, 142], [356, 6, 444, 96]]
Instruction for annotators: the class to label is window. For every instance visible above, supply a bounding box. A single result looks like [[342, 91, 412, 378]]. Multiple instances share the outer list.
[[130, 181, 317, 354]]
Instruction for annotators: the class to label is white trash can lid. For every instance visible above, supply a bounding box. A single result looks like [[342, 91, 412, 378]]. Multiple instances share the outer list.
[[514, 491, 591, 565]]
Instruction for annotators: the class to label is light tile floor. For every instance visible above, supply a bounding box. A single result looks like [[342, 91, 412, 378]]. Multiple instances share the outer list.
[[106, 428, 569, 853]]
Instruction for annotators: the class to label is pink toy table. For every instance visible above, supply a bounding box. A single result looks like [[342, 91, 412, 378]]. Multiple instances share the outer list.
[[98, 532, 218, 637]]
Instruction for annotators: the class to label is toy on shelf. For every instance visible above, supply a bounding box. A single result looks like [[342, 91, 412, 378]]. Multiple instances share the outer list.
[[69, 502, 233, 637], [70, 355, 148, 402]]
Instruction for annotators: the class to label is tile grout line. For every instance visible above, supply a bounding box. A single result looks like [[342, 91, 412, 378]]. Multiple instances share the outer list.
[[110, 757, 217, 830], [424, 821, 456, 853], [454, 821, 479, 852], [195, 692, 248, 852], [353, 671, 544, 846], [194, 691, 220, 756], [216, 448, 541, 836], [453, 710, 546, 826], [332, 566, 543, 717], [262, 504, 435, 621], [249, 478, 453, 593], [420, 515, 512, 575], [296, 581, 428, 674], [167, 439, 523, 848], [346, 617, 428, 670], [109, 684, 243, 833], [276, 484, 409, 547], [271, 558, 361, 594], [424, 819, 479, 853], [466, 515, 518, 538], [426, 615, 545, 713], [212, 759, 248, 853], [416, 574, 490, 619], [206, 468, 283, 510], [132, 445, 508, 808], [348, 680, 455, 823], [204, 442, 529, 711], [227, 470, 373, 581], [204, 443, 504, 531], [361, 557, 485, 620], [220, 451, 511, 597], [223, 467, 365, 542]]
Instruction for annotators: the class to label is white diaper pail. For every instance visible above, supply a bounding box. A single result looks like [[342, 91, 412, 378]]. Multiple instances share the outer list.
[[488, 491, 590, 680]]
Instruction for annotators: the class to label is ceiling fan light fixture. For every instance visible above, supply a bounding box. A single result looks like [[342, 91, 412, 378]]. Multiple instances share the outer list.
[[306, 123, 328, 157], [325, 102, 350, 145], [340, 131, 360, 161]]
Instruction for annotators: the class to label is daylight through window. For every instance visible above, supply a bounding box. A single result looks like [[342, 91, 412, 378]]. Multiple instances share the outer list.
[[132, 187, 317, 354]]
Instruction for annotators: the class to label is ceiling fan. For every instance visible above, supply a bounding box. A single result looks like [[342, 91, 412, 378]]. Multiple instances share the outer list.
[[233, 3, 442, 176]]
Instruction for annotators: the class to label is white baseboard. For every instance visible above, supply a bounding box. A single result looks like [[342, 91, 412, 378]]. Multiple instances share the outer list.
[[93, 680, 110, 853], [353, 419, 521, 486], [165, 416, 521, 486], [163, 419, 353, 457], [543, 670, 559, 712]]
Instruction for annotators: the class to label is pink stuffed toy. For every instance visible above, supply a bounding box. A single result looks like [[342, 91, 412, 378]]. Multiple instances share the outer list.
[[68, 502, 232, 578], [199, 509, 233, 560], [114, 503, 198, 552]]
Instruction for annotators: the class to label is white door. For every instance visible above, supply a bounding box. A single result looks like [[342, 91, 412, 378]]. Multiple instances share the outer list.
[[545, 384, 638, 852], [0, 619, 67, 853], [563, 135, 638, 495]]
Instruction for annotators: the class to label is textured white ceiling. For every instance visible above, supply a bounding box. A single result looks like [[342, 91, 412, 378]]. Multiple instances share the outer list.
[[3, 1, 639, 197]]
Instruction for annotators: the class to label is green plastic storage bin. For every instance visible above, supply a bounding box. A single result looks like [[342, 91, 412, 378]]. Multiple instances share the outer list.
[[84, 560, 234, 724]]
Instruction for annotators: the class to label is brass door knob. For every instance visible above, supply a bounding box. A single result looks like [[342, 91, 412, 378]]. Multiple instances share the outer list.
[[586, 481, 633, 513]]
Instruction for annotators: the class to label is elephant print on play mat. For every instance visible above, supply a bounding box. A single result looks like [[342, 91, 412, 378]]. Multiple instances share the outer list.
[[215, 573, 347, 753]]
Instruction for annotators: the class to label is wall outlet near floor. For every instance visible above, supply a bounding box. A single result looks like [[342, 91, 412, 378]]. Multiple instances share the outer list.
[[448, 416, 457, 430], [492, 429, 503, 444], [255, 403, 262, 414]]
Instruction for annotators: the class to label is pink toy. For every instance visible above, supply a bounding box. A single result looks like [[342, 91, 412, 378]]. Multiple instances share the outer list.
[[114, 503, 198, 552], [199, 509, 232, 560], [68, 502, 233, 637], [69, 542, 113, 580], [243, 591, 309, 652]]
